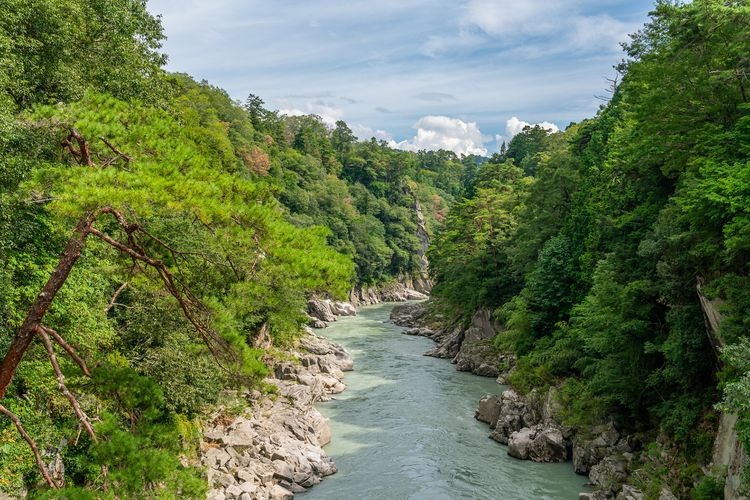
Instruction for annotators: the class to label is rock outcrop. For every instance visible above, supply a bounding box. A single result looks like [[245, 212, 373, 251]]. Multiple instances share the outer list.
[[307, 298, 357, 326], [202, 330, 353, 499], [411, 198, 433, 295], [348, 281, 428, 308], [474, 388, 570, 463], [474, 388, 644, 498], [572, 422, 635, 476], [391, 303, 515, 379], [507, 425, 568, 462], [697, 277, 748, 500]]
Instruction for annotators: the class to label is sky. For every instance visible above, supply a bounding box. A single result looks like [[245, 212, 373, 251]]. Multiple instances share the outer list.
[[146, 0, 656, 156]]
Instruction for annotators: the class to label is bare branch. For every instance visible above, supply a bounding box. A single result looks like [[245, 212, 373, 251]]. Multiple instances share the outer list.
[[67, 129, 94, 167], [88, 221, 237, 368], [99, 137, 132, 163], [104, 283, 129, 313], [0, 404, 59, 488], [36, 327, 97, 441], [41, 326, 91, 377]]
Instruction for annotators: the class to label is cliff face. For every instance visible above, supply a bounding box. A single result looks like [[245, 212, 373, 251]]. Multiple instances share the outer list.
[[413, 198, 432, 294], [698, 279, 747, 500]]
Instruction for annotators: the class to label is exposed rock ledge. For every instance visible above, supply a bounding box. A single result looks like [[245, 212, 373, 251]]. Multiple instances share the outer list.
[[390, 302, 515, 379], [202, 330, 353, 500], [347, 280, 429, 308]]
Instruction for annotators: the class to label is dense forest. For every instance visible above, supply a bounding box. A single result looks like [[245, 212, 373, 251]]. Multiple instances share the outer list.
[[1, 0, 749, 498], [0, 0, 470, 495], [428, 1, 750, 497]]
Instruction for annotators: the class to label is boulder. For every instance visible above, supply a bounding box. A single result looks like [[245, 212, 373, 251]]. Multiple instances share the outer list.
[[507, 425, 568, 463], [572, 422, 632, 475], [330, 301, 356, 316], [307, 298, 337, 322], [464, 309, 501, 342], [453, 339, 511, 378], [309, 318, 327, 329], [404, 289, 429, 300], [207, 489, 227, 500], [508, 427, 536, 460], [390, 302, 427, 327], [269, 484, 294, 500], [528, 426, 568, 462], [424, 325, 463, 359], [617, 485, 645, 500], [488, 389, 540, 445], [475, 394, 502, 428], [589, 456, 628, 493]]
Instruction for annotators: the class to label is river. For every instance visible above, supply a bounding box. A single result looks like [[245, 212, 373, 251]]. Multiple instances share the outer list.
[[302, 303, 588, 500]]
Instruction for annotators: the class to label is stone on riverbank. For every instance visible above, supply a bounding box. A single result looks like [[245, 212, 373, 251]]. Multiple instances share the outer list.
[[507, 425, 568, 462], [348, 281, 428, 307], [202, 330, 352, 499], [307, 298, 358, 324], [476, 388, 572, 463]]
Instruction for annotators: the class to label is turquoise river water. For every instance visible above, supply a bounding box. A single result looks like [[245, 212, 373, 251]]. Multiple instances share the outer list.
[[301, 302, 588, 500]]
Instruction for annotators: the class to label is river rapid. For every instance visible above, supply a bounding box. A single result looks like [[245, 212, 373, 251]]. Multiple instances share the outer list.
[[302, 302, 587, 500]]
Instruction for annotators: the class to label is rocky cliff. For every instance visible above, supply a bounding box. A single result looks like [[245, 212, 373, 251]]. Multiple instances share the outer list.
[[698, 279, 747, 500], [202, 330, 353, 499]]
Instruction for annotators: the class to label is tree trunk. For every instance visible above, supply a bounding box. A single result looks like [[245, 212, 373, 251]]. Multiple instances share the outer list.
[[0, 214, 94, 398]]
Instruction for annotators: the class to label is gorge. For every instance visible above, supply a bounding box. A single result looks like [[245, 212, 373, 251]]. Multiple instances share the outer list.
[[1, 1, 749, 499]]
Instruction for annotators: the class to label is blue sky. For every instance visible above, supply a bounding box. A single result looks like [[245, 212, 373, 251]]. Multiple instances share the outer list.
[[147, 0, 656, 156]]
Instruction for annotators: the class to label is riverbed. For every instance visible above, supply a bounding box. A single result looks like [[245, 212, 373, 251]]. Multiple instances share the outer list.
[[302, 302, 587, 499]]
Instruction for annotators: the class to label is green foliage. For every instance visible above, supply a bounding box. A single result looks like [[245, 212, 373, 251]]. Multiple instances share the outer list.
[[429, 160, 531, 316], [719, 339, 750, 459], [56, 363, 207, 498], [691, 474, 725, 500], [0, 0, 166, 110], [503, 125, 552, 176]]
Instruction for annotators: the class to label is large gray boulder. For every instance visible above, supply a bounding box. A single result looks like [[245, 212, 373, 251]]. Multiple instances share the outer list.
[[508, 427, 536, 460], [329, 301, 356, 317], [475, 394, 502, 428], [488, 389, 542, 445], [507, 425, 568, 462], [616, 485, 645, 500], [572, 422, 632, 475], [307, 298, 336, 322], [589, 456, 628, 494], [390, 302, 427, 327], [528, 426, 568, 462]]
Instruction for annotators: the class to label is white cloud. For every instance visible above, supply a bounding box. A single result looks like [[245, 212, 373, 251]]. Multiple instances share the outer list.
[[389, 115, 488, 156], [351, 124, 393, 141], [278, 101, 345, 127], [505, 116, 559, 137], [460, 0, 636, 55], [464, 0, 565, 38], [568, 15, 632, 52]]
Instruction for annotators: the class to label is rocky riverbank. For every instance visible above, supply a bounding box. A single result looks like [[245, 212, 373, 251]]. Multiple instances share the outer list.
[[307, 283, 429, 329], [474, 388, 657, 499], [390, 301, 515, 379], [202, 330, 353, 499]]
